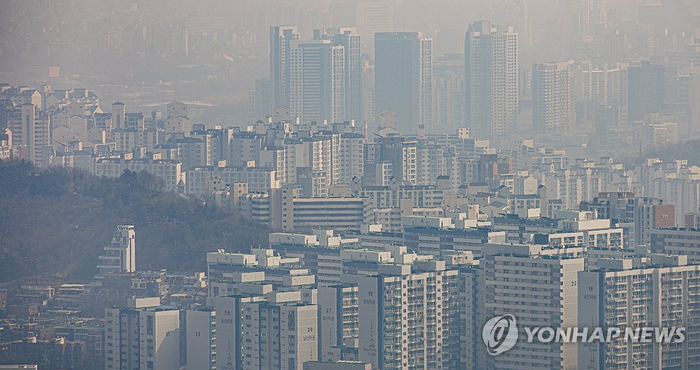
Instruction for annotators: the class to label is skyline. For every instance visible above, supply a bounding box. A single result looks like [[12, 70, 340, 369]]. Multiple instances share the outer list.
[[1, 1, 700, 369]]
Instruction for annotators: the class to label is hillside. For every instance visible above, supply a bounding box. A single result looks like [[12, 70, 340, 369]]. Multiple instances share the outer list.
[[0, 161, 270, 282], [648, 139, 700, 166]]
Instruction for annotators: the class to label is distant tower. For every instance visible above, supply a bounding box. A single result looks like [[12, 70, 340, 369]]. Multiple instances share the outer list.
[[97, 225, 136, 276], [165, 101, 190, 136], [289, 39, 346, 124], [465, 21, 518, 141], [356, 1, 394, 56], [167, 101, 188, 119], [628, 61, 665, 123], [532, 61, 571, 135], [10, 104, 51, 167], [374, 32, 433, 134], [111, 102, 126, 130], [314, 28, 363, 123], [270, 26, 300, 108]]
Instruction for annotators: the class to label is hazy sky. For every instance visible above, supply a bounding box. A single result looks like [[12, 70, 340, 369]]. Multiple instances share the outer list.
[[0, 0, 697, 124]]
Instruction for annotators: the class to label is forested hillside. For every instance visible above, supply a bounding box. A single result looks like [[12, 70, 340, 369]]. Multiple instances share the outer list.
[[0, 161, 270, 282]]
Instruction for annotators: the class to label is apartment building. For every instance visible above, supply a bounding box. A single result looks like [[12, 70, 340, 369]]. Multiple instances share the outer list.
[[476, 244, 585, 369], [318, 285, 360, 361], [97, 225, 136, 276], [104, 298, 180, 370], [240, 294, 319, 370], [186, 308, 217, 370], [94, 156, 182, 191], [578, 256, 700, 369], [650, 228, 700, 263], [344, 258, 460, 370]]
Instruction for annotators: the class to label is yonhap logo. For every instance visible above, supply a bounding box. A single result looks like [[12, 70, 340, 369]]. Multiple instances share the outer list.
[[482, 314, 518, 355], [482, 313, 686, 357]]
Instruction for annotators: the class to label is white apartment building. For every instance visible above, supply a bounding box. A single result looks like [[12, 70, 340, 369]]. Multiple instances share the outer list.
[[537, 218, 624, 249], [416, 145, 447, 186], [269, 231, 360, 286], [97, 225, 136, 276], [112, 127, 161, 153], [0, 128, 11, 160], [8, 104, 52, 167], [270, 26, 300, 108], [104, 297, 179, 370], [356, 183, 444, 209], [252, 188, 372, 232], [229, 131, 263, 167], [187, 308, 216, 370]]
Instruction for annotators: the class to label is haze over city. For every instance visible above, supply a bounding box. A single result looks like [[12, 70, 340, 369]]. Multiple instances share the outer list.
[[0, 0, 700, 369]]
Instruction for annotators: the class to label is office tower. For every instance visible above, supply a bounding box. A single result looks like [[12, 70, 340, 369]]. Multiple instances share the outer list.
[[97, 225, 136, 276], [104, 297, 180, 370], [186, 308, 216, 370], [289, 40, 345, 124], [356, 1, 393, 56], [465, 21, 518, 141], [578, 257, 700, 369], [375, 32, 432, 134], [270, 26, 300, 109], [628, 61, 665, 122], [476, 245, 585, 369], [532, 61, 571, 134], [314, 28, 363, 123]]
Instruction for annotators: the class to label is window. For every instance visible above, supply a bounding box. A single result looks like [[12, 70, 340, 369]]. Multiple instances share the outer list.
[[146, 316, 154, 335]]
